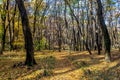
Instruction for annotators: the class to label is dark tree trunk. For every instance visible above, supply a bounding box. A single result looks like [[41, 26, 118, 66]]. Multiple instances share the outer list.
[[57, 24, 62, 52], [72, 27, 77, 51], [94, 15, 102, 55], [0, 0, 9, 54], [96, 31, 101, 55], [16, 0, 36, 66], [7, 0, 13, 51], [0, 24, 6, 54], [96, 0, 111, 62]]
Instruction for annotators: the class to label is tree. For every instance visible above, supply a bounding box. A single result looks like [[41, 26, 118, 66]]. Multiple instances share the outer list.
[[0, 0, 9, 54], [15, 0, 36, 66], [96, 0, 111, 62], [33, 0, 43, 37], [64, 0, 92, 55]]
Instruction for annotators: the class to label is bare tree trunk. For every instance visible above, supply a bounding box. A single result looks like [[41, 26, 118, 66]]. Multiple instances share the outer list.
[[96, 0, 111, 62], [65, 0, 92, 55], [0, 0, 9, 54], [11, 3, 17, 50], [16, 0, 36, 66], [33, 0, 43, 37], [7, 0, 13, 51]]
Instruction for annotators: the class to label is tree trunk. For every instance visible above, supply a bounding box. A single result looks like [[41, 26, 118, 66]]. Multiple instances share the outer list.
[[96, 0, 111, 62], [65, 0, 92, 55], [16, 0, 36, 66], [0, 0, 9, 54], [11, 3, 17, 50], [7, 0, 13, 51]]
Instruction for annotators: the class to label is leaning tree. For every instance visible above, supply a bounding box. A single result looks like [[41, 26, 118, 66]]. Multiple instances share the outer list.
[[96, 0, 111, 62]]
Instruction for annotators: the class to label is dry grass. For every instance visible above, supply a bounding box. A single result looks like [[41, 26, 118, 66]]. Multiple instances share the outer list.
[[0, 50, 120, 80]]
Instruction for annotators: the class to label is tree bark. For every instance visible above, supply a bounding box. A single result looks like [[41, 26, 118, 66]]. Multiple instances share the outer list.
[[15, 0, 36, 66], [7, 0, 13, 51], [96, 0, 111, 62], [0, 0, 9, 54]]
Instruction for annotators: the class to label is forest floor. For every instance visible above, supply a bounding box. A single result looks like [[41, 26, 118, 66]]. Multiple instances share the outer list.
[[0, 50, 120, 80]]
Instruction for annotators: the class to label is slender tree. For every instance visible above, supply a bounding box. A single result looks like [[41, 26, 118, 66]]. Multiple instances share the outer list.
[[0, 0, 9, 54], [64, 0, 92, 55]]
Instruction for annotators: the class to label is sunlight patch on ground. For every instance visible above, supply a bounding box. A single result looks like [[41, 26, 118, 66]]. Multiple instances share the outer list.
[[17, 70, 43, 80], [0, 50, 120, 80], [54, 67, 72, 74]]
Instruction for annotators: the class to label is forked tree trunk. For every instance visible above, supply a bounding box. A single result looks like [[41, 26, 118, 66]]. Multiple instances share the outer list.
[[96, 0, 111, 62], [15, 0, 36, 66]]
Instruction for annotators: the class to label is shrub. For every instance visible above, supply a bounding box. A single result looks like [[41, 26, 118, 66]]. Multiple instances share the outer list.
[[13, 42, 24, 50], [39, 56, 56, 69], [72, 61, 88, 68], [34, 37, 48, 51], [43, 69, 53, 76], [67, 55, 75, 61]]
